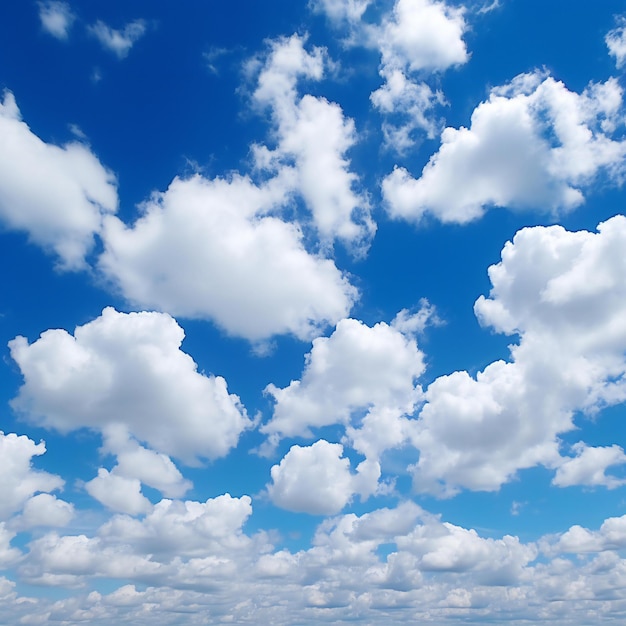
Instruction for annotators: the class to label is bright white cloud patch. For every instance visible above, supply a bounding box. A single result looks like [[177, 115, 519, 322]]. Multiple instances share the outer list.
[[89, 19, 147, 59], [553, 443, 626, 489], [252, 34, 375, 252], [38, 1, 75, 40], [268, 440, 379, 514], [100, 175, 357, 341], [411, 216, 626, 495], [383, 73, 626, 223], [9, 307, 251, 464], [0, 91, 118, 268], [18, 493, 74, 529], [606, 17, 626, 69], [0, 432, 64, 520], [263, 316, 425, 444], [85, 469, 153, 515]]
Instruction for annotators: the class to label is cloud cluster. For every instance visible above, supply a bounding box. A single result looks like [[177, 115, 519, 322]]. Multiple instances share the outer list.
[[411, 215, 626, 494], [9, 307, 251, 464], [251, 34, 375, 252], [383, 72, 626, 223], [38, 1, 76, 40], [88, 19, 147, 59]]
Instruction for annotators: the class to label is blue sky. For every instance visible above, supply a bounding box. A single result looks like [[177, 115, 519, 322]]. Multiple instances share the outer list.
[[1, 0, 626, 623]]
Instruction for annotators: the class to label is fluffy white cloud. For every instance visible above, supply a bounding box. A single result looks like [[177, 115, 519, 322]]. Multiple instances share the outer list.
[[263, 316, 425, 444], [0, 91, 118, 268], [19, 494, 74, 529], [88, 19, 147, 59], [411, 215, 626, 494], [101, 426, 191, 498], [9, 307, 251, 464], [38, 1, 75, 40], [553, 443, 626, 489], [100, 175, 357, 342], [606, 17, 626, 69], [309, 0, 371, 26], [85, 469, 153, 515], [267, 440, 379, 514], [383, 73, 626, 223], [0, 431, 64, 520], [252, 35, 374, 252]]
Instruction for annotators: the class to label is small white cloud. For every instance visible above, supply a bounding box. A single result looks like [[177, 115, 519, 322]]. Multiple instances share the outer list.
[[267, 440, 358, 515], [19, 494, 74, 529], [85, 469, 153, 515], [38, 1, 76, 40], [89, 19, 147, 59], [383, 73, 626, 224], [553, 442, 626, 489], [0, 431, 64, 521], [606, 17, 626, 69]]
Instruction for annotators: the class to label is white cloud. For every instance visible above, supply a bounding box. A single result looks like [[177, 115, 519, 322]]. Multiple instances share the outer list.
[[267, 440, 379, 514], [411, 215, 626, 495], [0, 525, 22, 568], [263, 316, 425, 445], [383, 73, 626, 224], [0, 431, 64, 520], [85, 469, 153, 515], [375, 0, 468, 74], [9, 307, 251, 464], [38, 1, 76, 40], [99, 175, 357, 342], [252, 35, 375, 252], [102, 426, 191, 498], [88, 19, 147, 59], [606, 17, 626, 69], [553, 442, 626, 489], [309, 0, 371, 26], [0, 91, 118, 269], [19, 494, 74, 529]]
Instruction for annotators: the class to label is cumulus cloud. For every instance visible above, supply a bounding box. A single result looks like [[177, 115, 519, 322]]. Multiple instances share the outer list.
[[38, 1, 76, 40], [99, 175, 357, 342], [606, 17, 626, 69], [18, 493, 74, 529], [88, 19, 147, 59], [267, 440, 379, 514], [251, 34, 374, 252], [383, 73, 626, 224], [553, 442, 626, 489], [262, 315, 425, 450], [0, 91, 118, 268], [9, 307, 251, 464], [411, 215, 626, 495], [309, 0, 372, 26], [85, 470, 153, 516], [0, 431, 64, 520]]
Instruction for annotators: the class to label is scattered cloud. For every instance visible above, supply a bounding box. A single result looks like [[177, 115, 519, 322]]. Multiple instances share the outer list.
[[9, 307, 251, 464], [0, 91, 117, 269], [88, 19, 147, 59], [38, 1, 76, 40], [606, 17, 626, 69], [411, 215, 626, 495], [99, 175, 357, 342], [383, 72, 626, 224]]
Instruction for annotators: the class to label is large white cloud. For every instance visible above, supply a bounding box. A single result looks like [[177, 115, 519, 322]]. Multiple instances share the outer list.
[[383, 73, 626, 223], [0, 91, 118, 268], [251, 34, 374, 252], [411, 215, 626, 495], [99, 175, 357, 342], [9, 307, 251, 464]]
